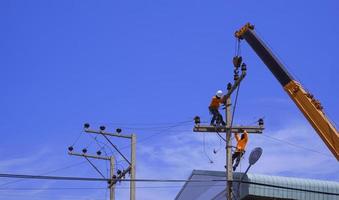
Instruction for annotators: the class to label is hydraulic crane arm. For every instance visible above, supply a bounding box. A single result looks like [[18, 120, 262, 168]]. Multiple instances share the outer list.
[[235, 23, 339, 160]]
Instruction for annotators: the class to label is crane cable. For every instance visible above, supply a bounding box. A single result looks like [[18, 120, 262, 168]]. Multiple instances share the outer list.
[[214, 38, 242, 153]]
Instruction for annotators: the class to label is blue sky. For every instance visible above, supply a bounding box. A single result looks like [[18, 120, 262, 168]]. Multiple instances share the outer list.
[[0, 0, 338, 199]]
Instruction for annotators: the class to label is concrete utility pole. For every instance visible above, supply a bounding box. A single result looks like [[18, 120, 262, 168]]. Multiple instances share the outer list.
[[225, 97, 233, 200], [110, 157, 115, 200], [193, 67, 265, 200], [68, 151, 116, 200], [84, 126, 136, 200], [130, 134, 136, 200]]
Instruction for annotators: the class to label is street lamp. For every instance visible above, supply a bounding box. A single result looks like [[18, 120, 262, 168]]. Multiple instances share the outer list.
[[235, 147, 263, 200], [241, 147, 263, 181]]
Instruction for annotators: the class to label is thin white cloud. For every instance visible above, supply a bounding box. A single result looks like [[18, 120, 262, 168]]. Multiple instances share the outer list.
[[0, 147, 51, 172], [0, 122, 337, 200], [117, 122, 338, 199]]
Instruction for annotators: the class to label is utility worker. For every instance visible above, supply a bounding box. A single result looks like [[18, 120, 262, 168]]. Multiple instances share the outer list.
[[209, 90, 226, 126], [232, 129, 248, 171]]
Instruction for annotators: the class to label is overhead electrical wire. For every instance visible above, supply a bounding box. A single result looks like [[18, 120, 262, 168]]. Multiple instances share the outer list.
[[70, 130, 83, 147], [203, 133, 214, 163], [88, 133, 126, 169], [66, 120, 195, 184], [89, 119, 194, 132], [70, 120, 193, 153], [0, 185, 225, 190], [76, 134, 111, 199], [89, 134, 112, 179], [75, 120, 193, 152], [0, 173, 337, 196], [245, 117, 331, 157], [108, 124, 192, 131], [84, 157, 106, 179], [101, 119, 194, 126], [261, 134, 332, 157], [0, 173, 106, 182], [84, 135, 99, 149], [119, 121, 193, 150], [0, 161, 87, 187]]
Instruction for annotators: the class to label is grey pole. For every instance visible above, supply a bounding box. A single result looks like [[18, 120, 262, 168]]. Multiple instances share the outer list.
[[110, 157, 115, 200], [225, 97, 233, 200], [130, 134, 136, 200]]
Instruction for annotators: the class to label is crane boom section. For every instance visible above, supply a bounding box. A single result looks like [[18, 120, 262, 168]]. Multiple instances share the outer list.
[[284, 80, 339, 160], [235, 23, 339, 160]]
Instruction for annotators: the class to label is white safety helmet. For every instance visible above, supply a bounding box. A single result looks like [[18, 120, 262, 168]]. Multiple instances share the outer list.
[[216, 90, 223, 98]]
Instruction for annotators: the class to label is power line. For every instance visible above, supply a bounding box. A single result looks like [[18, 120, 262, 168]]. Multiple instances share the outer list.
[[261, 134, 332, 157], [99, 119, 194, 126], [237, 180, 339, 196], [0, 185, 222, 190], [119, 121, 192, 150], [0, 192, 108, 200], [70, 130, 84, 147], [0, 183, 338, 195], [0, 161, 87, 187], [0, 185, 224, 190], [88, 134, 113, 179], [85, 120, 193, 132], [0, 173, 108, 182], [84, 157, 106, 179], [0, 174, 337, 196], [110, 124, 192, 131], [0, 187, 107, 190]]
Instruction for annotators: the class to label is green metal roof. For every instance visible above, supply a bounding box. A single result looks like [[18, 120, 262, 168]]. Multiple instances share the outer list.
[[240, 173, 339, 200], [175, 170, 339, 200]]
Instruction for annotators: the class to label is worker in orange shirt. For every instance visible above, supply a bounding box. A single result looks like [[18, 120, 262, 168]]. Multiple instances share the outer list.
[[232, 129, 248, 171], [209, 90, 226, 126]]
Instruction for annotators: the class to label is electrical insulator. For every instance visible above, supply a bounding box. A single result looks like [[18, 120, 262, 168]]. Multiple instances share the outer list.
[[232, 56, 242, 69], [241, 63, 247, 71], [84, 123, 90, 129], [96, 151, 101, 156], [234, 74, 239, 81], [82, 148, 87, 154], [99, 126, 106, 131], [194, 116, 201, 125], [227, 83, 232, 90], [117, 170, 122, 175], [116, 128, 122, 134], [258, 118, 264, 126], [68, 146, 74, 152]]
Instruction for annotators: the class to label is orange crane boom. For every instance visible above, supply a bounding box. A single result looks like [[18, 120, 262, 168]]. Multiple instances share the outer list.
[[235, 23, 339, 160]]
